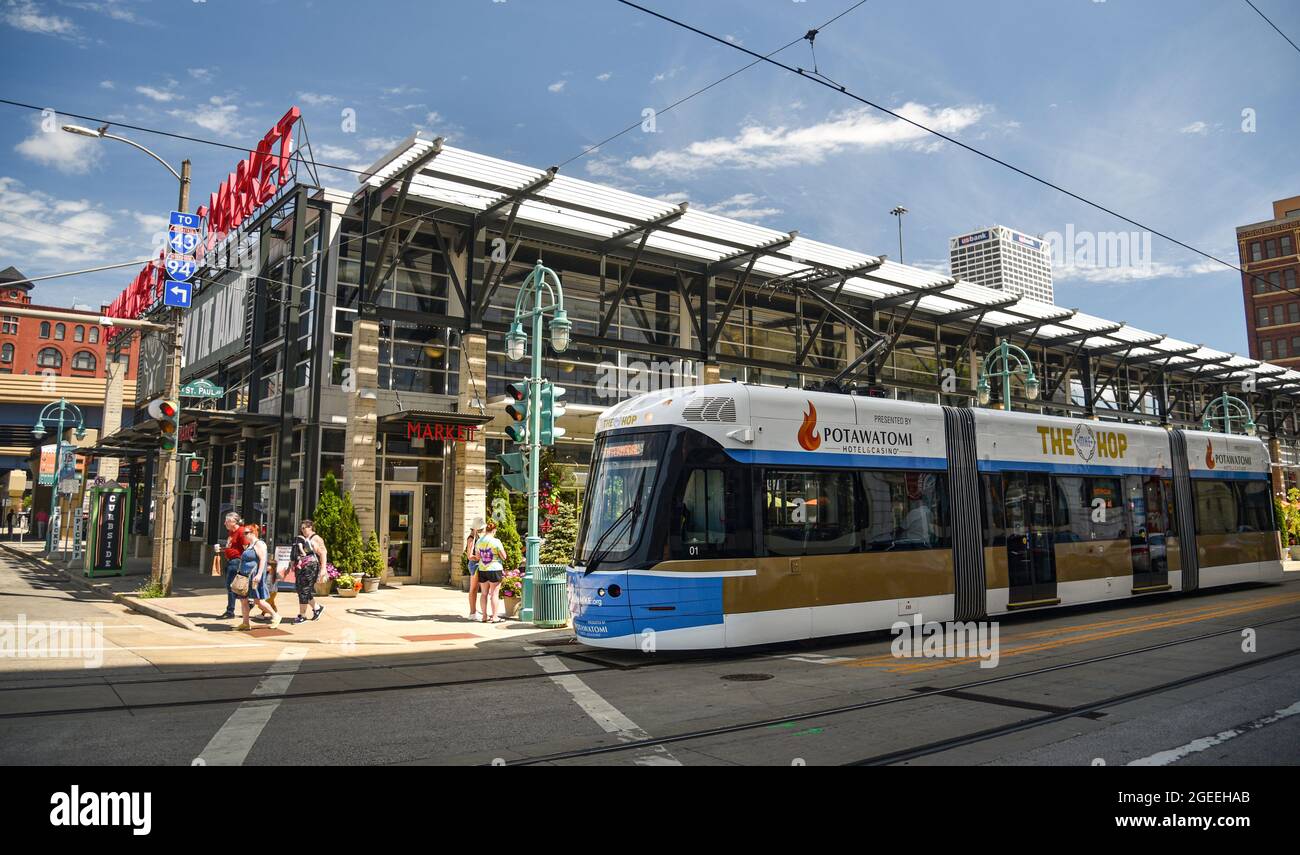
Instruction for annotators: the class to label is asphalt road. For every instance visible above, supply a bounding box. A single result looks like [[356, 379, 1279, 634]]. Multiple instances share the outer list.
[[1, 549, 1298, 766]]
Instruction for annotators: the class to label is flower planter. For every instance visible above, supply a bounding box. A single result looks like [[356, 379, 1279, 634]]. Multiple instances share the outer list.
[[336, 586, 358, 599], [501, 595, 521, 619], [362, 576, 380, 593], [315, 577, 333, 597], [1289, 545, 1300, 561]]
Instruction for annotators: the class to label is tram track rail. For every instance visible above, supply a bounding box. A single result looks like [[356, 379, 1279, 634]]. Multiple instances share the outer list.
[[502, 612, 1300, 766]]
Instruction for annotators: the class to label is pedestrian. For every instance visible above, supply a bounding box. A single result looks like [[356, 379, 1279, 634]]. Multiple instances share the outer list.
[[35, 509, 48, 540], [465, 516, 484, 620], [5, 509, 12, 538], [219, 512, 244, 619], [475, 519, 507, 624], [290, 519, 327, 625], [235, 524, 280, 631]]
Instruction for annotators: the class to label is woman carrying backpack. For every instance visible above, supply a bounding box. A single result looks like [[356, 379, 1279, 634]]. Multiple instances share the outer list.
[[291, 519, 328, 625]]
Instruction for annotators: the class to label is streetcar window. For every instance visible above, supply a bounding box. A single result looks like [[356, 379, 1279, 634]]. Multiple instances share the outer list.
[[670, 467, 751, 560], [576, 432, 666, 564], [981, 474, 1006, 547], [762, 469, 858, 556], [1193, 480, 1239, 535], [1238, 480, 1272, 532], [1052, 477, 1088, 543], [861, 470, 948, 551], [1088, 478, 1129, 540]]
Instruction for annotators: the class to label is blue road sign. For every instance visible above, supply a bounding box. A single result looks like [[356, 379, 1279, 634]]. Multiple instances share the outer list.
[[169, 211, 202, 230], [167, 227, 200, 255], [165, 254, 197, 282], [164, 280, 192, 308]]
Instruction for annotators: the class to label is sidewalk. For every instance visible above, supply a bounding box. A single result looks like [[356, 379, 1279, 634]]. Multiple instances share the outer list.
[[0, 540, 574, 652]]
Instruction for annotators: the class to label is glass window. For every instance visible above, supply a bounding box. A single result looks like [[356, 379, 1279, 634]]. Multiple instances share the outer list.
[[669, 467, 751, 560], [861, 470, 948, 550], [1266, 239, 1278, 259], [1088, 477, 1128, 540], [39, 321, 50, 338], [1263, 339, 1274, 359], [1251, 241, 1263, 261], [1194, 480, 1239, 535], [1290, 304, 1300, 325], [981, 473, 1006, 547], [422, 485, 442, 549], [88, 326, 99, 343], [575, 432, 666, 564], [1, 316, 15, 334], [1239, 480, 1272, 531], [1258, 306, 1270, 327], [71, 351, 96, 371], [1279, 338, 1289, 359], [54, 323, 65, 340], [763, 469, 858, 556], [37, 347, 61, 368], [73, 325, 84, 342], [1283, 234, 1295, 256], [1270, 271, 1282, 291], [1288, 269, 1298, 291], [1053, 476, 1089, 542], [0, 343, 11, 362]]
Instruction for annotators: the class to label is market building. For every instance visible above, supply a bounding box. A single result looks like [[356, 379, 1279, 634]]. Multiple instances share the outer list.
[[92, 108, 1300, 583]]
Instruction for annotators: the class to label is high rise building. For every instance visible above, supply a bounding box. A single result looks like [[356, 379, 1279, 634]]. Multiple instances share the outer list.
[[1238, 195, 1300, 365], [949, 225, 1054, 304]]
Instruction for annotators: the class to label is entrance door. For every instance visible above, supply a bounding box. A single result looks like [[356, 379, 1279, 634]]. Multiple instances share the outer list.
[[381, 487, 419, 578], [1129, 475, 1171, 592], [1004, 472, 1058, 607]]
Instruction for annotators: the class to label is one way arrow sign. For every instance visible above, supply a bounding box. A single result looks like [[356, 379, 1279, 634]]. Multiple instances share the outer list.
[[164, 281, 192, 308]]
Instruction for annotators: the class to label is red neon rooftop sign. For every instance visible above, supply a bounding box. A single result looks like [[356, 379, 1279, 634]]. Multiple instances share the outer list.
[[106, 106, 301, 323]]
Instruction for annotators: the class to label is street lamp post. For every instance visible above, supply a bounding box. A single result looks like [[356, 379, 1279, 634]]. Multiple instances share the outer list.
[[977, 338, 1040, 411], [1201, 391, 1256, 436], [890, 206, 908, 263], [505, 260, 572, 625], [64, 124, 190, 594], [32, 399, 87, 554]]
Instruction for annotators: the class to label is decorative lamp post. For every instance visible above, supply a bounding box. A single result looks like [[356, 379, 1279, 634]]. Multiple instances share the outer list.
[[976, 338, 1040, 411], [505, 260, 571, 625], [1201, 391, 1256, 436]]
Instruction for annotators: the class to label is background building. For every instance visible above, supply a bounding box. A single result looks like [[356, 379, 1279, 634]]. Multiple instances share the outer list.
[[1239, 195, 1300, 366], [949, 225, 1054, 304]]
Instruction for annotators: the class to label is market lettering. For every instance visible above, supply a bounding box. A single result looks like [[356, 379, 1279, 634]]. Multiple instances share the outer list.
[[405, 422, 477, 443], [1036, 426, 1128, 459], [196, 107, 300, 252]]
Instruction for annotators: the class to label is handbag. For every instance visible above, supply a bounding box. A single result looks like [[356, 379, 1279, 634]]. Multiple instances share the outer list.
[[229, 573, 250, 597], [210, 554, 222, 577]]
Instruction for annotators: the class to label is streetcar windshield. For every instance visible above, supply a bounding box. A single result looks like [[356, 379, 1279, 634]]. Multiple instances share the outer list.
[[576, 432, 665, 565]]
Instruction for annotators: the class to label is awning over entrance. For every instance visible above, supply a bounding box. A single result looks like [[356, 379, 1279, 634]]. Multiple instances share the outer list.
[[86, 410, 286, 458]]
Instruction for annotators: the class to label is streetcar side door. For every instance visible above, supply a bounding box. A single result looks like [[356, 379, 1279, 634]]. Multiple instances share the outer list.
[[1004, 471, 1058, 607]]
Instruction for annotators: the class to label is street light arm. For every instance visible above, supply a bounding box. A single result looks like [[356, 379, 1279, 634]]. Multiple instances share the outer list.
[[99, 132, 183, 183]]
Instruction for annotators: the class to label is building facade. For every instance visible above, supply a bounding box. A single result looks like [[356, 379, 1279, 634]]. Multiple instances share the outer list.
[[92, 116, 1300, 582], [949, 225, 1054, 304], [1238, 195, 1300, 366]]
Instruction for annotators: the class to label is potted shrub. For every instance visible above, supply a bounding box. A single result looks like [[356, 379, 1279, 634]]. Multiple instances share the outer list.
[[361, 532, 384, 592], [499, 568, 524, 619], [335, 573, 358, 598]]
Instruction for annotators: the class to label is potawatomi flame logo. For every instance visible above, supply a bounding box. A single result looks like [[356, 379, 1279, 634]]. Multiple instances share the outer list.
[[797, 402, 821, 451], [1206, 440, 1216, 469]]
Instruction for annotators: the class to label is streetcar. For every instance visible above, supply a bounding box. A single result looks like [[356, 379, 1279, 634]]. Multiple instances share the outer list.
[[568, 383, 1285, 650]]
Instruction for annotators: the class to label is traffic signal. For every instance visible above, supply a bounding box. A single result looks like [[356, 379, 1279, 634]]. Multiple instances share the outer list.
[[540, 382, 566, 445], [505, 380, 530, 444], [182, 455, 204, 493], [497, 451, 527, 493], [147, 398, 179, 452]]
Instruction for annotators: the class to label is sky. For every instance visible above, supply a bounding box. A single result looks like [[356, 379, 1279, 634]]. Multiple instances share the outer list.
[[0, 0, 1297, 356]]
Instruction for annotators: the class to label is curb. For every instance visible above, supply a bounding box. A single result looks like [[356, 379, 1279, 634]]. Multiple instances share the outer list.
[[0, 542, 199, 632], [112, 593, 200, 632]]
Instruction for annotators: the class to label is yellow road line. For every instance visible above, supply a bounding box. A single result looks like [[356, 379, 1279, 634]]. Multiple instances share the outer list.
[[842, 591, 1300, 672]]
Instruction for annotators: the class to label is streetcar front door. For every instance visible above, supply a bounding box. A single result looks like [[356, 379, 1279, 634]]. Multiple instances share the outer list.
[[1004, 472, 1058, 607], [1129, 475, 1171, 593]]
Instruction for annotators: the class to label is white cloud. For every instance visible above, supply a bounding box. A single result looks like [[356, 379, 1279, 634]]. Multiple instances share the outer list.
[[660, 192, 781, 222], [1180, 121, 1209, 136], [13, 116, 102, 174], [99, 80, 114, 89], [361, 136, 401, 152], [596, 72, 612, 82], [548, 80, 566, 93], [298, 92, 337, 106], [1055, 258, 1224, 285], [171, 96, 245, 137], [135, 85, 178, 103], [3, 0, 77, 37], [188, 67, 214, 82], [617, 103, 988, 175], [0, 177, 160, 266]]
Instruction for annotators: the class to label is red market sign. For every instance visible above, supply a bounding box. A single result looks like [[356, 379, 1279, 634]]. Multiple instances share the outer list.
[[405, 421, 478, 443], [106, 106, 301, 324]]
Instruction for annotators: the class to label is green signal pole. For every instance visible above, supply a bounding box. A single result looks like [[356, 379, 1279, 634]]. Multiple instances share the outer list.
[[505, 260, 571, 624]]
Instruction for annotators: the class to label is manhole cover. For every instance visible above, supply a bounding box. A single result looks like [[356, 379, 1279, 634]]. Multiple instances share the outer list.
[[721, 673, 774, 682]]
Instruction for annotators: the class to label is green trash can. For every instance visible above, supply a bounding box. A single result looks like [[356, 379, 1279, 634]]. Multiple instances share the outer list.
[[532, 563, 570, 628]]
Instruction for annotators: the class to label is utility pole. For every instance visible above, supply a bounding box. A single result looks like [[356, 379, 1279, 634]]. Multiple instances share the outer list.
[[150, 159, 190, 595], [890, 206, 908, 263]]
